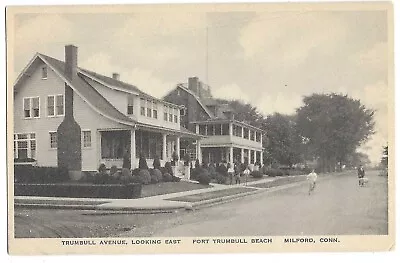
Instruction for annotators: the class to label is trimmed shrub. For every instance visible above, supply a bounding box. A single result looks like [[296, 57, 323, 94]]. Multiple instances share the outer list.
[[110, 165, 118, 176], [151, 168, 163, 182], [132, 168, 141, 176], [215, 173, 227, 184], [164, 162, 173, 176], [138, 155, 148, 170], [251, 170, 263, 178], [153, 156, 161, 170], [149, 169, 159, 184], [98, 163, 107, 173], [15, 183, 142, 199], [163, 173, 173, 182], [138, 169, 151, 185], [208, 164, 217, 179], [198, 173, 211, 185], [171, 175, 181, 182], [93, 171, 109, 184], [14, 165, 70, 183]]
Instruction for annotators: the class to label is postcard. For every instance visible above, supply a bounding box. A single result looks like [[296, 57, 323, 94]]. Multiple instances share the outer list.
[[6, 1, 394, 255]]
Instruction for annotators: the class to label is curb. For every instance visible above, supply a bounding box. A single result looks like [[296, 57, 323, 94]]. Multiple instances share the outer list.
[[14, 202, 187, 213], [14, 177, 312, 212], [188, 179, 309, 209]]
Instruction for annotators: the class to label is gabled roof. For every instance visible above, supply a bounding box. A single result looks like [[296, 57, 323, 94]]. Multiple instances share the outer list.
[[173, 83, 215, 118], [13, 53, 195, 137], [13, 53, 135, 126]]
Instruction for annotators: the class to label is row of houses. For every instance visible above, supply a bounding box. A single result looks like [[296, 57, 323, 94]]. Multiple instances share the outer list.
[[13, 45, 263, 178]]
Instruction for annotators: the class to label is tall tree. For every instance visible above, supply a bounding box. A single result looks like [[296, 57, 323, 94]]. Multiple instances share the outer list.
[[262, 113, 303, 167], [296, 93, 375, 172]]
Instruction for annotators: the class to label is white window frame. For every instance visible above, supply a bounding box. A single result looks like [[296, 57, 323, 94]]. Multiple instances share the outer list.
[[140, 98, 146, 116], [146, 100, 152, 118], [46, 94, 64, 117], [23, 97, 40, 119], [152, 101, 158, 119], [127, 95, 134, 115], [163, 105, 168, 121], [14, 133, 36, 160], [41, 66, 48, 80], [49, 131, 58, 149], [82, 130, 92, 148]]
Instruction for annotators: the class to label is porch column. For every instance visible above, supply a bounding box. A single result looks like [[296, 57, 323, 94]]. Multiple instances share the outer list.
[[229, 146, 234, 165], [229, 123, 233, 136], [176, 136, 180, 160], [241, 148, 244, 163], [260, 150, 264, 166], [253, 150, 257, 164], [162, 133, 167, 161], [130, 129, 136, 169], [248, 149, 251, 164], [196, 140, 202, 163], [195, 124, 199, 134]]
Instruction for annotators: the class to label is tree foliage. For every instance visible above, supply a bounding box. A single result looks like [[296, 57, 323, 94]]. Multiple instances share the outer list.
[[296, 93, 375, 172], [262, 113, 302, 166]]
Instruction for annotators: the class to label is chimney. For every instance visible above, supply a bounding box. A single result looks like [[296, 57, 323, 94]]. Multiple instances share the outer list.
[[188, 77, 199, 96], [112, 73, 120, 80], [65, 45, 78, 80]]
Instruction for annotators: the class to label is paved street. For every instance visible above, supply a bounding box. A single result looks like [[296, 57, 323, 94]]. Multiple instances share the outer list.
[[14, 171, 388, 238], [133, 170, 388, 237]]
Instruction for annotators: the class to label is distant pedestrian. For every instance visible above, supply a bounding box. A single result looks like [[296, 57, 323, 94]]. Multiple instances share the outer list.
[[227, 163, 234, 185], [357, 165, 366, 186], [307, 169, 318, 195], [243, 167, 250, 186], [234, 163, 241, 184]]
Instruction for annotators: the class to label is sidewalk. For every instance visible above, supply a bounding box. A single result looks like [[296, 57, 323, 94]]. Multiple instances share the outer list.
[[14, 175, 309, 212]]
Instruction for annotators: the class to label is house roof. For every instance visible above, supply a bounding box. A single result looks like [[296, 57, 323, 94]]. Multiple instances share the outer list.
[[14, 52, 198, 137], [38, 54, 135, 125], [174, 83, 215, 118]]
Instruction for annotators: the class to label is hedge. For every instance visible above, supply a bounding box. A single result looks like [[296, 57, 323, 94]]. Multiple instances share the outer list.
[[14, 183, 142, 199], [14, 165, 69, 183]]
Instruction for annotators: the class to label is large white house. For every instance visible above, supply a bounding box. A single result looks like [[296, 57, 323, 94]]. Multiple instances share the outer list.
[[13, 45, 201, 176]]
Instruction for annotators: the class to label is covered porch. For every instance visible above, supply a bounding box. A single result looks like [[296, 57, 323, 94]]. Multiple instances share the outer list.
[[201, 145, 263, 169], [98, 127, 202, 170]]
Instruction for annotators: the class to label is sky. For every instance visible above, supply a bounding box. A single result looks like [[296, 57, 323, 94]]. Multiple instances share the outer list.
[[11, 5, 390, 165]]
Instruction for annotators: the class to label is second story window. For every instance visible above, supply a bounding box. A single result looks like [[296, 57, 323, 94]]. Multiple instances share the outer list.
[[47, 95, 64, 117], [243, 127, 249, 139], [23, 97, 40, 118], [152, 101, 158, 119], [127, 95, 134, 115], [199, 125, 206, 135], [140, 98, 145, 116], [163, 105, 168, 121], [173, 108, 178, 123], [41, 66, 48, 79], [146, 100, 152, 117], [169, 107, 173, 122]]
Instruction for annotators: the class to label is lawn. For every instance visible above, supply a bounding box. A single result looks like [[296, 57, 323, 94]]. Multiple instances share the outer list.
[[251, 176, 306, 188], [140, 181, 212, 198], [166, 187, 257, 202]]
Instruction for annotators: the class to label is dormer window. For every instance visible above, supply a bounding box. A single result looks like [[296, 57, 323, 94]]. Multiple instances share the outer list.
[[41, 66, 48, 79], [127, 95, 134, 115]]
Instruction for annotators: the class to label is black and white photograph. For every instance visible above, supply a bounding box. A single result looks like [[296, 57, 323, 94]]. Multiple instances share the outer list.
[[6, 1, 394, 254]]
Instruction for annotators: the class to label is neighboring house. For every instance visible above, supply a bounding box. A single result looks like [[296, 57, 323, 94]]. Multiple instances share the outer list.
[[164, 77, 264, 166], [13, 45, 201, 175]]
